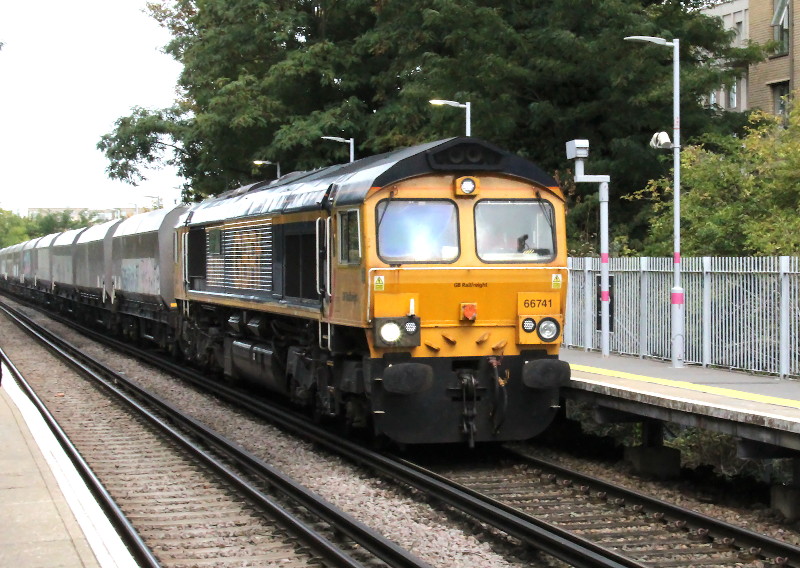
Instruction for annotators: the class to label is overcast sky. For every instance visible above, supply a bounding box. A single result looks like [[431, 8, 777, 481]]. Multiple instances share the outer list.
[[0, 0, 184, 215]]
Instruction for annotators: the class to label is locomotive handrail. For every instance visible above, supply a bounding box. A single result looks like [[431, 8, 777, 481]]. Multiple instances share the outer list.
[[315, 216, 333, 301], [315, 218, 323, 296], [325, 217, 332, 298]]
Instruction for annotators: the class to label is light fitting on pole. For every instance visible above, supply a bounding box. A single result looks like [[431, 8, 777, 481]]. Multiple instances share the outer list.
[[649, 131, 673, 149], [253, 160, 281, 178], [624, 35, 673, 47], [321, 136, 355, 162], [429, 99, 471, 136]]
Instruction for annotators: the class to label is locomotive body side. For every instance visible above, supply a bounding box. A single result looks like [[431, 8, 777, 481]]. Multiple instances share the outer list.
[[173, 137, 570, 445]]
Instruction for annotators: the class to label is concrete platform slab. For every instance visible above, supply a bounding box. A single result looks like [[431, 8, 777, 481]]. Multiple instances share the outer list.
[[0, 363, 137, 568]]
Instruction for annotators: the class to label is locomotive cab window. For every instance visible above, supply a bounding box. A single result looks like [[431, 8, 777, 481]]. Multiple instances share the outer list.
[[376, 199, 459, 263], [338, 209, 361, 265], [475, 199, 556, 262]]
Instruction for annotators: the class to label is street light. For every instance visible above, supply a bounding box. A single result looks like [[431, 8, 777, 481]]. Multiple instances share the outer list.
[[253, 160, 281, 178], [624, 34, 684, 368], [429, 99, 471, 136], [321, 136, 355, 162]]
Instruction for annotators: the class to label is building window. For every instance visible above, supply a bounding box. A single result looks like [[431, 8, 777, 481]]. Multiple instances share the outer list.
[[728, 82, 737, 109], [772, 0, 790, 55], [772, 81, 790, 115], [709, 91, 717, 107]]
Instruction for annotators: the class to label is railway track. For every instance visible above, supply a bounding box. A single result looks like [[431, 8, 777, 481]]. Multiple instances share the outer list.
[[4, 294, 800, 567], [420, 448, 799, 567], [0, 300, 429, 568]]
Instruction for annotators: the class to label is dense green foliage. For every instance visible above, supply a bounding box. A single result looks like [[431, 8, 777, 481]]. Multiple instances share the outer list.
[[0, 210, 98, 248], [636, 101, 800, 256], [99, 0, 764, 251]]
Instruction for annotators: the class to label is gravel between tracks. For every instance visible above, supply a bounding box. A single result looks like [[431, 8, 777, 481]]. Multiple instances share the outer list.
[[0, 305, 549, 568], [7, 300, 800, 566]]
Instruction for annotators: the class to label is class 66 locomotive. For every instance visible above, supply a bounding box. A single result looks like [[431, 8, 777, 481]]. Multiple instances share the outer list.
[[0, 137, 571, 447], [177, 137, 570, 446]]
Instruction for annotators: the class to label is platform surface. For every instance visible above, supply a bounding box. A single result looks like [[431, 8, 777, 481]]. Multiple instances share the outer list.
[[0, 364, 136, 568], [562, 348, 800, 432]]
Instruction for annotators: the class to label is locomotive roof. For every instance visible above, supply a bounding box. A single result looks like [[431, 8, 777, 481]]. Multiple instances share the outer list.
[[186, 137, 558, 226]]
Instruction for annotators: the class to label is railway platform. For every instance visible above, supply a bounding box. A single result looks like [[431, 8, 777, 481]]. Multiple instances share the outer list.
[[0, 363, 136, 568], [561, 348, 800, 519]]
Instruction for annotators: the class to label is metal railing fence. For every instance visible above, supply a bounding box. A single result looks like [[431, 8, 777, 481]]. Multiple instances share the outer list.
[[565, 256, 800, 378]]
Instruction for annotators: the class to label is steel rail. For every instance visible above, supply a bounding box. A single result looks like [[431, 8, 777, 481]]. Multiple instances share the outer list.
[[214, 391, 643, 568], [72, 326, 644, 568], [503, 448, 800, 566], [0, 301, 431, 568]]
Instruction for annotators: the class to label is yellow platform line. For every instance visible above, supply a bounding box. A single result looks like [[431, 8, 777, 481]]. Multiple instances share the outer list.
[[570, 364, 800, 411]]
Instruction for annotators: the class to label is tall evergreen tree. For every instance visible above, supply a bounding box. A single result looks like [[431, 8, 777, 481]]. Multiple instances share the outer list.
[[100, 0, 763, 249]]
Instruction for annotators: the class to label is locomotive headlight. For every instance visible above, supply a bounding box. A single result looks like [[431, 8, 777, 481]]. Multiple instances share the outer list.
[[536, 317, 561, 342], [454, 176, 480, 197], [460, 178, 476, 194], [521, 317, 536, 333], [379, 321, 403, 343], [374, 316, 422, 347]]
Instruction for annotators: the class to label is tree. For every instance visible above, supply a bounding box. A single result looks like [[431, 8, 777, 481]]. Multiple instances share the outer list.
[[26, 210, 98, 238], [0, 209, 30, 248], [101, 0, 764, 249], [635, 100, 800, 256]]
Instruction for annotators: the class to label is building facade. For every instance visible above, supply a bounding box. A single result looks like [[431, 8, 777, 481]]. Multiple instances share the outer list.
[[748, 0, 795, 114], [704, 0, 750, 112], [27, 207, 140, 221]]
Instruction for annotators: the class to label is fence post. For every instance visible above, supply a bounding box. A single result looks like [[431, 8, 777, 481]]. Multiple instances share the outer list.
[[702, 257, 712, 367], [584, 258, 593, 351], [639, 257, 648, 358], [565, 257, 573, 346], [780, 256, 790, 378]]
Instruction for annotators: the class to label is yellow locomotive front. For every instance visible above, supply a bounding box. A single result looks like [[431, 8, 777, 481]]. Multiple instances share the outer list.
[[353, 143, 571, 446]]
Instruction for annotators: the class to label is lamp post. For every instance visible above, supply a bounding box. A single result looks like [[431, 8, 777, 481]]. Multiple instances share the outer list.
[[253, 160, 281, 178], [429, 99, 471, 136], [566, 140, 611, 357], [624, 34, 684, 368], [321, 136, 355, 162]]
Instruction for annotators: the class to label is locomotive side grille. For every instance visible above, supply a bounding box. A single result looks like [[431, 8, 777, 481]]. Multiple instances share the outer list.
[[206, 219, 273, 292]]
